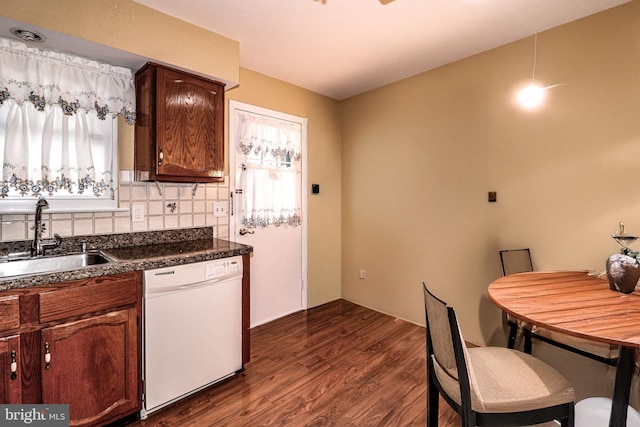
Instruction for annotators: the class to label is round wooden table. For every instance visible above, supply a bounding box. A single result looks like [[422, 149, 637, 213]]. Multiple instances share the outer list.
[[488, 271, 640, 427]]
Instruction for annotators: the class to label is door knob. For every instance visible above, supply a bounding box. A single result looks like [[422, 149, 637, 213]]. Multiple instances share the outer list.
[[239, 228, 255, 236]]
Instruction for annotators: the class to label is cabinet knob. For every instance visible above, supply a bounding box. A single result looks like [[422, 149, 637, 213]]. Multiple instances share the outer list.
[[10, 350, 17, 380], [158, 147, 164, 166], [44, 342, 51, 370]]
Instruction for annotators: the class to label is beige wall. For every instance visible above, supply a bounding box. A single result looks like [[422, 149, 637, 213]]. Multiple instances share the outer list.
[[490, 3, 640, 271], [341, 51, 498, 343], [341, 1, 640, 346], [1, 1, 342, 308]]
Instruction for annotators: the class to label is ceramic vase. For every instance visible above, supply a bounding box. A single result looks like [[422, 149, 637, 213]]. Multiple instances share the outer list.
[[606, 253, 640, 294]]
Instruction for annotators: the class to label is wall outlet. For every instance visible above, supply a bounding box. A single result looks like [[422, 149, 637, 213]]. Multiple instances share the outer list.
[[359, 269, 366, 280], [213, 201, 227, 218], [132, 204, 145, 222]]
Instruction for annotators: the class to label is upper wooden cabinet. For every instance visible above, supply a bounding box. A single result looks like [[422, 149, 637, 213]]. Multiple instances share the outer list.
[[135, 63, 225, 183]]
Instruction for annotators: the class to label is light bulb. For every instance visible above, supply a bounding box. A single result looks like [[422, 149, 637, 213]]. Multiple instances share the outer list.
[[517, 83, 545, 109]]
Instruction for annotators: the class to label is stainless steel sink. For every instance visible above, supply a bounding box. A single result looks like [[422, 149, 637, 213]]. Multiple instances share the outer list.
[[0, 251, 119, 279]]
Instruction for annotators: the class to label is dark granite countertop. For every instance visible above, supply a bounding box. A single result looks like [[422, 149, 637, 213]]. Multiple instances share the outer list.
[[0, 227, 252, 291]]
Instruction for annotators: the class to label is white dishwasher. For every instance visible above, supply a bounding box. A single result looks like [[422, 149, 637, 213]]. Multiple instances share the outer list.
[[142, 256, 243, 417]]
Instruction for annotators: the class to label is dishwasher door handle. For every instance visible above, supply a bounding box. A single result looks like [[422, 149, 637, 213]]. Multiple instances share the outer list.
[[145, 274, 242, 295]]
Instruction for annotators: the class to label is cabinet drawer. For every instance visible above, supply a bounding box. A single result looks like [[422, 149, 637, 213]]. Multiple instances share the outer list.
[[39, 273, 139, 323], [0, 296, 19, 331]]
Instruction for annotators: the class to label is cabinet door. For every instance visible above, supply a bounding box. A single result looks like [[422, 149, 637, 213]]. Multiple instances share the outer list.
[[0, 335, 21, 403], [41, 309, 139, 427], [156, 67, 224, 181]]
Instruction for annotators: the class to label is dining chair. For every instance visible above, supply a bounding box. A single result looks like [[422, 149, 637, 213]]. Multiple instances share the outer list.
[[499, 249, 618, 366], [423, 283, 575, 427], [499, 248, 533, 276], [499, 249, 535, 352]]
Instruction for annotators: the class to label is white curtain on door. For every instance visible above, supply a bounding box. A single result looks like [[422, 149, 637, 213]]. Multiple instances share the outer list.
[[237, 111, 302, 228], [0, 37, 135, 198]]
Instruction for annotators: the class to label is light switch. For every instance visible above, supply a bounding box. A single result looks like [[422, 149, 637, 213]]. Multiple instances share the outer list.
[[213, 201, 227, 218]]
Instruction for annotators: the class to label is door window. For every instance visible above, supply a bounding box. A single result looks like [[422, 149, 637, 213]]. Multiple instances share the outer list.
[[236, 111, 302, 229]]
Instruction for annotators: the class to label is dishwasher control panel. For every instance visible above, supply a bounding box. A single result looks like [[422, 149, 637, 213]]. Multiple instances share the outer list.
[[205, 257, 242, 279]]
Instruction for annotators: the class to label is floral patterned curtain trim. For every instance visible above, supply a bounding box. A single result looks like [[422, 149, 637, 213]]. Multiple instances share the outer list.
[[0, 172, 111, 199], [0, 37, 135, 124], [237, 111, 302, 165], [242, 210, 301, 229]]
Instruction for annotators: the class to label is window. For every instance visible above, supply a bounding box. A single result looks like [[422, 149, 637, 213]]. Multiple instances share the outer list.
[[0, 37, 135, 212], [236, 110, 303, 228]]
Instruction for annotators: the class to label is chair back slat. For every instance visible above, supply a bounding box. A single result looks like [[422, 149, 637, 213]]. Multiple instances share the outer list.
[[500, 248, 533, 276], [423, 284, 480, 414], [424, 286, 458, 380]]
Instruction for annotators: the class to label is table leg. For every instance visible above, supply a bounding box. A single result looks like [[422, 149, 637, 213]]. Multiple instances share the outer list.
[[609, 346, 634, 427]]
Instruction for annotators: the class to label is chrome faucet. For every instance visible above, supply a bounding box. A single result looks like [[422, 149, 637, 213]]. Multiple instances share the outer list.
[[32, 198, 61, 257]]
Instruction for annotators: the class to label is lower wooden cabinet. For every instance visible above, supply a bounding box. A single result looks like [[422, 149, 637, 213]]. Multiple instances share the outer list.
[[41, 308, 139, 426], [0, 335, 21, 403], [0, 272, 142, 427]]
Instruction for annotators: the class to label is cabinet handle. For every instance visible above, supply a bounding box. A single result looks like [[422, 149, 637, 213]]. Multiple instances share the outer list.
[[44, 342, 51, 370], [10, 351, 17, 380], [158, 147, 163, 166]]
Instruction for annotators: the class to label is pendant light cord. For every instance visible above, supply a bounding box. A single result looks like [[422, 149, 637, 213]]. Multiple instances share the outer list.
[[531, 33, 538, 81]]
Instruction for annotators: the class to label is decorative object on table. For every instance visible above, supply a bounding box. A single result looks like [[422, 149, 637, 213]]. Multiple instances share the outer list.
[[606, 222, 640, 294]]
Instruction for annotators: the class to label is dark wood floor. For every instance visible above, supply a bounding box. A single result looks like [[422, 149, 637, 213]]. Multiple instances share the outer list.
[[130, 299, 461, 426]]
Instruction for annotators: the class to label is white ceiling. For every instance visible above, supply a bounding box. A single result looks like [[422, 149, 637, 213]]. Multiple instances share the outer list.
[[133, 0, 629, 100]]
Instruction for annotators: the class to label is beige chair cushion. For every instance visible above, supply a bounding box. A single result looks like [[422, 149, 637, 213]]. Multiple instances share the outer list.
[[433, 346, 574, 413]]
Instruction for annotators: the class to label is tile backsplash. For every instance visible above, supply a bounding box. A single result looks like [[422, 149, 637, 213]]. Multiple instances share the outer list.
[[0, 170, 230, 242]]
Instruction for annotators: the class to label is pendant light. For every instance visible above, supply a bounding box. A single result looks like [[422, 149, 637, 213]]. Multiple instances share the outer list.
[[516, 33, 565, 110]]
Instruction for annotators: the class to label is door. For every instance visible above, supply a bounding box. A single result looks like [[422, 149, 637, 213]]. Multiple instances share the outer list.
[[0, 335, 20, 404], [156, 66, 224, 181], [229, 100, 308, 327], [41, 309, 139, 427]]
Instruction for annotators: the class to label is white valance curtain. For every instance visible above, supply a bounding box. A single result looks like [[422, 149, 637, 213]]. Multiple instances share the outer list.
[[237, 111, 302, 228], [0, 37, 135, 198]]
